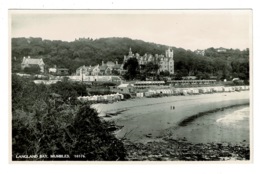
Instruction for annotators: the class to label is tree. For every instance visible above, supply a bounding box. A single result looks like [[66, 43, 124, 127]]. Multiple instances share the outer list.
[[72, 105, 126, 160], [159, 70, 170, 76], [23, 65, 41, 74], [12, 37, 249, 81], [123, 58, 139, 80], [143, 62, 160, 77], [111, 69, 120, 75], [12, 75, 127, 161]]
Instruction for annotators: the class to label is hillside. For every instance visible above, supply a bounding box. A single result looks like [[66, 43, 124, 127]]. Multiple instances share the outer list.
[[11, 37, 249, 81]]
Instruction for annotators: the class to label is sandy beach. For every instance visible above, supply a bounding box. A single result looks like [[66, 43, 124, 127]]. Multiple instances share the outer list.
[[92, 91, 250, 145]]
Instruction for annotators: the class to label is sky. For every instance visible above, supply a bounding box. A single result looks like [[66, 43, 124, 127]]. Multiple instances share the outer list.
[[10, 10, 252, 51]]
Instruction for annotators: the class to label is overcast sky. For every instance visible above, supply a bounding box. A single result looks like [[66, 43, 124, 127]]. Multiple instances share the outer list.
[[10, 10, 251, 51]]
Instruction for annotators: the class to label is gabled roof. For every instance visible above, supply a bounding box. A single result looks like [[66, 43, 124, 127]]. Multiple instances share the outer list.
[[106, 61, 115, 66], [92, 65, 100, 70], [113, 64, 122, 69], [86, 66, 93, 72], [22, 58, 44, 65], [99, 65, 108, 71], [77, 65, 93, 71]]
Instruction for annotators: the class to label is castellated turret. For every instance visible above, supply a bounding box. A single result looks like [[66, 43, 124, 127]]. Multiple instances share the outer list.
[[165, 47, 174, 58]]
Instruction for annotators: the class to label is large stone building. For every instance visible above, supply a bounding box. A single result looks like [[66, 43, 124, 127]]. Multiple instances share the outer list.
[[21, 56, 45, 73], [123, 47, 174, 75]]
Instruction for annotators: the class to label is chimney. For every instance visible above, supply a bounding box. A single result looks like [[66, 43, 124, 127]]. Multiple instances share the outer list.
[[102, 61, 104, 65], [28, 56, 30, 59], [116, 60, 118, 65]]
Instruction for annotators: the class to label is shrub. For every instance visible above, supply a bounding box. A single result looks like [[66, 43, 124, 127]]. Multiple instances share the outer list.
[[12, 75, 127, 161]]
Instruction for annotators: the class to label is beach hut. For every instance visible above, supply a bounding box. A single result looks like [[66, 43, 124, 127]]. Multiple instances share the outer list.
[[96, 95, 101, 102], [119, 94, 124, 100], [207, 88, 211, 93], [182, 89, 188, 95], [213, 87, 220, 92], [107, 95, 113, 102], [144, 92, 151, 97], [115, 94, 121, 100], [199, 88, 205, 94], [193, 88, 199, 94], [222, 87, 228, 92], [224, 87, 230, 92], [215, 87, 224, 92], [100, 95, 105, 101], [187, 88, 194, 95], [235, 86, 241, 91], [150, 90, 156, 96], [103, 95, 108, 100], [136, 92, 144, 97], [172, 89, 180, 95]]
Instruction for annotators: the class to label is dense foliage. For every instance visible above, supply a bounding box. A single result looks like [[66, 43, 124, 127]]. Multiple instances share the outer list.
[[12, 75, 126, 161], [12, 37, 249, 81], [23, 65, 41, 74], [123, 58, 140, 80]]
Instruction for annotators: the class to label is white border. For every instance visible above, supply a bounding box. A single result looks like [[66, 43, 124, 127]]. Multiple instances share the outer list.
[[1, 0, 259, 174]]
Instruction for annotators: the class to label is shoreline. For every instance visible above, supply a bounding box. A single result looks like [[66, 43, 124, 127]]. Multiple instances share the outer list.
[[122, 104, 250, 161], [93, 91, 250, 161], [178, 103, 249, 127], [92, 91, 250, 116], [91, 91, 251, 161], [92, 91, 249, 142]]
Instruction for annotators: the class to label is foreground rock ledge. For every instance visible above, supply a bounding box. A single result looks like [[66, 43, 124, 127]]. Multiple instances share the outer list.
[[123, 138, 250, 161]]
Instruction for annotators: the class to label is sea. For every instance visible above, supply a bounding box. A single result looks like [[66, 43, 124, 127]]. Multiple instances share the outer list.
[[169, 105, 250, 144]]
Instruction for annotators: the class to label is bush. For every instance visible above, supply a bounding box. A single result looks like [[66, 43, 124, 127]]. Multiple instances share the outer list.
[[12, 75, 127, 161], [23, 65, 41, 74], [122, 93, 131, 99]]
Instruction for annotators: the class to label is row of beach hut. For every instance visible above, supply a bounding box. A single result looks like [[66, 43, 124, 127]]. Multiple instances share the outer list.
[[77, 93, 124, 102], [135, 86, 249, 97]]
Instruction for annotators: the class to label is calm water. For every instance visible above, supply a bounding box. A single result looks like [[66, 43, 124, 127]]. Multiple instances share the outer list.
[[169, 106, 250, 144], [216, 107, 249, 124]]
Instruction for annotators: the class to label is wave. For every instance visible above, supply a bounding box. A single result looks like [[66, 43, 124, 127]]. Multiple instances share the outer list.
[[178, 103, 249, 127]]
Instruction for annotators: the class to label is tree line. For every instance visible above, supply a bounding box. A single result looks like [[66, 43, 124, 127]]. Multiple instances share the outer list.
[[12, 37, 249, 81]]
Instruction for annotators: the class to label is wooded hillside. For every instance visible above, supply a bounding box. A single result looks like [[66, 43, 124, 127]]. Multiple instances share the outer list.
[[11, 37, 249, 81]]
